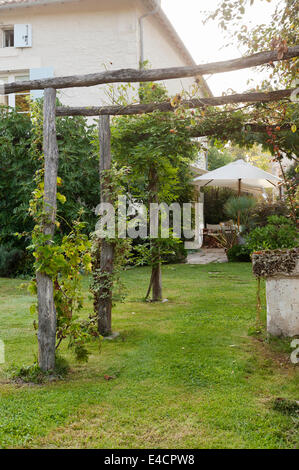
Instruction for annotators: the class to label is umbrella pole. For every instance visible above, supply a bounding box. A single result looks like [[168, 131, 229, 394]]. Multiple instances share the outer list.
[[237, 179, 241, 230]]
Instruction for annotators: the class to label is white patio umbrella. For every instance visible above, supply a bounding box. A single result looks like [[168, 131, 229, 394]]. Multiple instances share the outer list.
[[193, 159, 282, 228], [193, 159, 282, 195]]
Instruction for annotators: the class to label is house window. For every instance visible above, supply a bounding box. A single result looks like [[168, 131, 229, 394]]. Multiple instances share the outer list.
[[3, 28, 14, 47], [15, 75, 30, 113], [0, 73, 30, 113], [1, 25, 32, 48]]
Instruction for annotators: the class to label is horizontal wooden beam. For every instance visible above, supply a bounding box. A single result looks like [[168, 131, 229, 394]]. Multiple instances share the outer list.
[[2, 46, 299, 94], [56, 89, 294, 116]]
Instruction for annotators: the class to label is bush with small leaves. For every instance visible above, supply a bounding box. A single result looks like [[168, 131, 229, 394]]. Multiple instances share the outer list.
[[246, 215, 298, 252]]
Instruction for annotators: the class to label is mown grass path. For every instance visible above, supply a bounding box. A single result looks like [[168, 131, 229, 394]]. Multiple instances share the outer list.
[[0, 263, 298, 448]]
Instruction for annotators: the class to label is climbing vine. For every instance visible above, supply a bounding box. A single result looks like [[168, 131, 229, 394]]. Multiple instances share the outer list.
[[90, 164, 132, 319], [25, 101, 100, 362]]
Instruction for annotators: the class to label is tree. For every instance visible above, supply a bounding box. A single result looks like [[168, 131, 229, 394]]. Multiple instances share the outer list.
[[208, 0, 298, 88], [111, 83, 199, 301], [205, 0, 298, 220], [207, 146, 236, 171]]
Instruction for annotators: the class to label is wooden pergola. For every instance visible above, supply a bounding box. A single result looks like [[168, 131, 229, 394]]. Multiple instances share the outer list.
[[3, 46, 298, 370]]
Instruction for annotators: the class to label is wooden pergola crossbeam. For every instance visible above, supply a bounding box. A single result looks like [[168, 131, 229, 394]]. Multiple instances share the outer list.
[[2, 46, 299, 95], [56, 88, 295, 116]]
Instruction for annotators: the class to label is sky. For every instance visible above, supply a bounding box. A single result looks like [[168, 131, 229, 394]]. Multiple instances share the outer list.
[[161, 0, 280, 96]]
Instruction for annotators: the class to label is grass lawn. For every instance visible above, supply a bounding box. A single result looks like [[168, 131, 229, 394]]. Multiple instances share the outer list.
[[0, 263, 298, 449]]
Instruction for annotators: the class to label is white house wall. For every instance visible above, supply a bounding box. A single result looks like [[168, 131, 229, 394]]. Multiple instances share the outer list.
[[0, 0, 202, 108], [0, 0, 139, 108], [140, 10, 197, 97]]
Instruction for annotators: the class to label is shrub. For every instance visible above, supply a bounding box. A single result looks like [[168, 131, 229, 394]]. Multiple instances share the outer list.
[[8, 355, 70, 384], [132, 237, 187, 266], [0, 244, 25, 277], [227, 244, 251, 262], [248, 200, 289, 230], [161, 238, 187, 264], [211, 227, 239, 252], [203, 187, 235, 224], [0, 103, 100, 277], [224, 195, 256, 227], [246, 215, 298, 252]]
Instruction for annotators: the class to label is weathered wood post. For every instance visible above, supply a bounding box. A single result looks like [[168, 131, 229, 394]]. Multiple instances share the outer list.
[[98, 115, 115, 336], [37, 88, 58, 371]]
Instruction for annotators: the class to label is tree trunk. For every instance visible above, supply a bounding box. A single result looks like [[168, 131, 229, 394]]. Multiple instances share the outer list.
[[37, 88, 58, 371], [97, 115, 115, 336], [146, 166, 162, 302], [98, 240, 114, 336], [151, 261, 162, 302]]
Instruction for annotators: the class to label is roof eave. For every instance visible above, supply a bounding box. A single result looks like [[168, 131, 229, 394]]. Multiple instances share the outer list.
[[0, 0, 213, 97], [141, 0, 213, 97], [0, 0, 78, 10]]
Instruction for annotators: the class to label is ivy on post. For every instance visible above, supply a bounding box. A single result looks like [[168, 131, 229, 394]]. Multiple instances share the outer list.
[[37, 88, 58, 371], [97, 115, 115, 337]]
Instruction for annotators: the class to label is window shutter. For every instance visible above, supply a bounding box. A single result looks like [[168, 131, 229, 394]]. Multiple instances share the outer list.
[[30, 67, 54, 100], [14, 24, 32, 48]]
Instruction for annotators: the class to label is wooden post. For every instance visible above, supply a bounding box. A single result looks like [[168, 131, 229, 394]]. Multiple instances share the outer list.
[[98, 116, 115, 336], [3, 46, 299, 94], [37, 88, 58, 371]]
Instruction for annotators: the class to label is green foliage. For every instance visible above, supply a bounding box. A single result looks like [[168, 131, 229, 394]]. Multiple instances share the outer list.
[[159, 237, 187, 264], [132, 236, 187, 267], [204, 187, 236, 224], [0, 243, 25, 277], [28, 102, 100, 362], [207, 0, 298, 87], [0, 108, 36, 269], [90, 235, 132, 313], [191, 103, 299, 169], [0, 101, 100, 277], [246, 215, 298, 252], [90, 165, 132, 318], [224, 195, 256, 226], [111, 87, 198, 206], [31, 98, 100, 236], [248, 200, 289, 229], [111, 82, 198, 270], [8, 355, 70, 384], [203, 0, 298, 222], [207, 143, 272, 175], [30, 210, 98, 362], [207, 146, 236, 170], [227, 244, 252, 262]]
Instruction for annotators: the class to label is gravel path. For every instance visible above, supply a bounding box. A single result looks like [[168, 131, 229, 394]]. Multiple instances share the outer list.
[[187, 248, 227, 264]]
